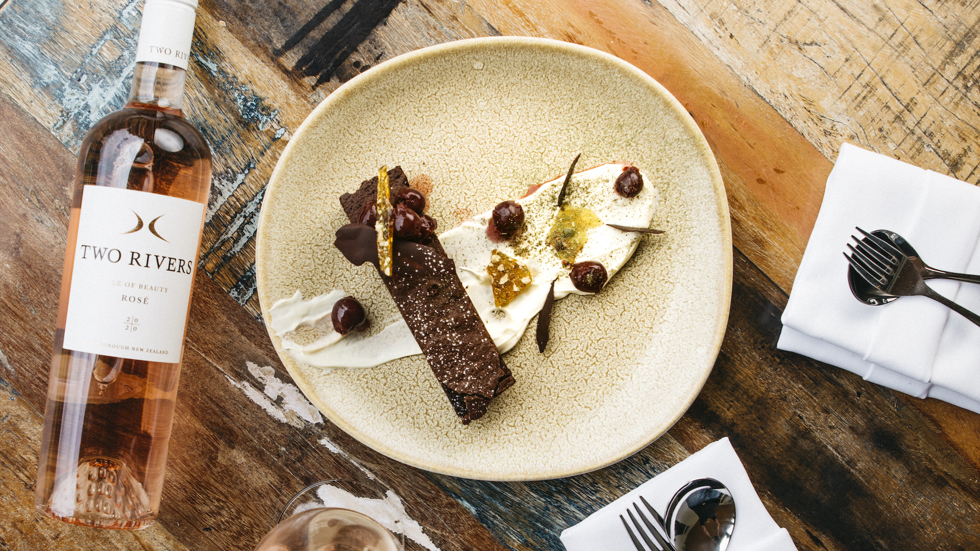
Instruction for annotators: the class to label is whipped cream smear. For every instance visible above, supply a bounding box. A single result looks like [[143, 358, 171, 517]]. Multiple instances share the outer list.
[[270, 164, 657, 369]]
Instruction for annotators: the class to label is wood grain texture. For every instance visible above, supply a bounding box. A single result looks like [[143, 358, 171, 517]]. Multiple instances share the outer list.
[[465, 0, 833, 294], [659, 0, 980, 180], [433, 248, 980, 551], [0, 89, 507, 550], [0, 379, 190, 550], [0, 92, 73, 400], [2, 0, 980, 549], [676, 249, 980, 549], [0, 91, 187, 549]]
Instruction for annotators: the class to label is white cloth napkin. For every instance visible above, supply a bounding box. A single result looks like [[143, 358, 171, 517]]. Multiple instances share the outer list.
[[778, 143, 980, 413], [560, 438, 796, 551]]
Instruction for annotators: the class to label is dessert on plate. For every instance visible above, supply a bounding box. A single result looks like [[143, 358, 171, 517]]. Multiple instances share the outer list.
[[335, 166, 515, 424], [269, 159, 659, 424]]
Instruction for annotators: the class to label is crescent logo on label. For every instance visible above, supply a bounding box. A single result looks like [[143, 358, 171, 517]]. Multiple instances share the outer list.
[[148, 215, 168, 242], [123, 211, 144, 234], [123, 210, 168, 242]]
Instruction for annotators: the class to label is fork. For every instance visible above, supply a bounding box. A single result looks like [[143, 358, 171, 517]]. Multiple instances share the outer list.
[[862, 228, 980, 285], [620, 495, 677, 551], [845, 229, 980, 326]]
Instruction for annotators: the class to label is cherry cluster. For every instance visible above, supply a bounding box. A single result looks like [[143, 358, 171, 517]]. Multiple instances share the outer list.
[[357, 187, 438, 242]]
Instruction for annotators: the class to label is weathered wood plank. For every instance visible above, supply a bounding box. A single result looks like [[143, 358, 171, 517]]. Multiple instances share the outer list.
[[0, 91, 73, 400], [434, 247, 980, 551], [0, 0, 501, 324], [0, 88, 507, 550], [0, 378, 191, 550], [674, 249, 980, 549], [647, 0, 980, 475], [0, 91, 187, 550], [3, 1, 980, 550], [463, 0, 833, 295], [658, 0, 980, 182]]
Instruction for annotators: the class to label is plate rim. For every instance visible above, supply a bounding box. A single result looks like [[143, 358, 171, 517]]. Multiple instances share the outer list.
[[256, 36, 732, 480]]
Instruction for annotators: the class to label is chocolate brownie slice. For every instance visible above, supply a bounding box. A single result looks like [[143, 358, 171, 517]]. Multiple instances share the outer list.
[[335, 167, 514, 424]]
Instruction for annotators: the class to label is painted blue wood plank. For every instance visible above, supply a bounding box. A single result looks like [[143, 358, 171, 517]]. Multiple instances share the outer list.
[[0, 0, 290, 313]]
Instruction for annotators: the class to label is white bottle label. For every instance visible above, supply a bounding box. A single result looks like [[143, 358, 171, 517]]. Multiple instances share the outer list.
[[63, 186, 204, 363], [135, 0, 198, 70]]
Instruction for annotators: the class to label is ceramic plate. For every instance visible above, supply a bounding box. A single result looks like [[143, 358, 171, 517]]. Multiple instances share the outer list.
[[256, 37, 731, 480]]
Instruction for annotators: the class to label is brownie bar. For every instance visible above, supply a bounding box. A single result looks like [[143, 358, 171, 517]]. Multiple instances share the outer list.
[[336, 167, 514, 424]]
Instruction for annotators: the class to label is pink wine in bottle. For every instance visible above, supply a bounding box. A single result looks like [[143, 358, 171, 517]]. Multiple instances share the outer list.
[[35, 0, 212, 529]]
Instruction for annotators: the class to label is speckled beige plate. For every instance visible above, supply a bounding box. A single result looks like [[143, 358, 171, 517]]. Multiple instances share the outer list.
[[256, 37, 731, 481]]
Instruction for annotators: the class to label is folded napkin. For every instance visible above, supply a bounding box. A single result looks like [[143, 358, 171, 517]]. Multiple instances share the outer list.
[[560, 438, 796, 551], [778, 143, 980, 413]]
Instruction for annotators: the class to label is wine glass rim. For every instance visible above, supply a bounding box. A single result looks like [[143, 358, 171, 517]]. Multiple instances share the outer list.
[[277, 479, 339, 524]]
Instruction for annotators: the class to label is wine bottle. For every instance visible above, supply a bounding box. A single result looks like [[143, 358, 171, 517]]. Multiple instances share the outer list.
[[35, 0, 211, 529]]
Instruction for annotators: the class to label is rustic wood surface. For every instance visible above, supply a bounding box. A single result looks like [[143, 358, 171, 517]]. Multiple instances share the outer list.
[[2, 0, 979, 549]]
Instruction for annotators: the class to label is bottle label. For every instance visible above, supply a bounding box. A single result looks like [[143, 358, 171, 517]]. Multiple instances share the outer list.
[[135, 0, 198, 70], [63, 186, 204, 363]]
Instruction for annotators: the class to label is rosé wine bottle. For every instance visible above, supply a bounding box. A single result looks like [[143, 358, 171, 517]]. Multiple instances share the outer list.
[[35, 0, 211, 529]]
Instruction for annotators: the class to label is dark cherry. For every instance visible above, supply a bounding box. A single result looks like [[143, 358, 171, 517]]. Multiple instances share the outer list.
[[395, 187, 426, 214], [614, 166, 643, 198], [331, 296, 367, 335], [357, 202, 378, 226], [569, 261, 608, 293], [489, 200, 524, 240], [392, 202, 422, 240], [418, 214, 438, 240]]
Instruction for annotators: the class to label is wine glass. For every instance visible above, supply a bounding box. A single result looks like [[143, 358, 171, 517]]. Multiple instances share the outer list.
[[254, 480, 406, 551]]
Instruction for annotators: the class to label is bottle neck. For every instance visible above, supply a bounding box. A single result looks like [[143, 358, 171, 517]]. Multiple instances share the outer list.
[[126, 62, 187, 114]]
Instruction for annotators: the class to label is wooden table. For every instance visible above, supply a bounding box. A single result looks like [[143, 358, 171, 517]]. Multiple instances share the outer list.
[[2, 0, 979, 549]]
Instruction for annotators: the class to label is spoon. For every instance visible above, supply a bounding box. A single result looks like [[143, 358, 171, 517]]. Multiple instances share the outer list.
[[663, 478, 735, 551], [847, 229, 980, 306]]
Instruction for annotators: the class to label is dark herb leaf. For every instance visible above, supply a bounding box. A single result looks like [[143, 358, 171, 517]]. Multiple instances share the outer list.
[[535, 278, 558, 353], [556, 153, 581, 208], [606, 223, 665, 234]]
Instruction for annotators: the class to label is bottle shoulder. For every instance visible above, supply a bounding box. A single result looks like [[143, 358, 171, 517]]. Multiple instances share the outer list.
[[81, 107, 211, 161], [75, 106, 212, 204]]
